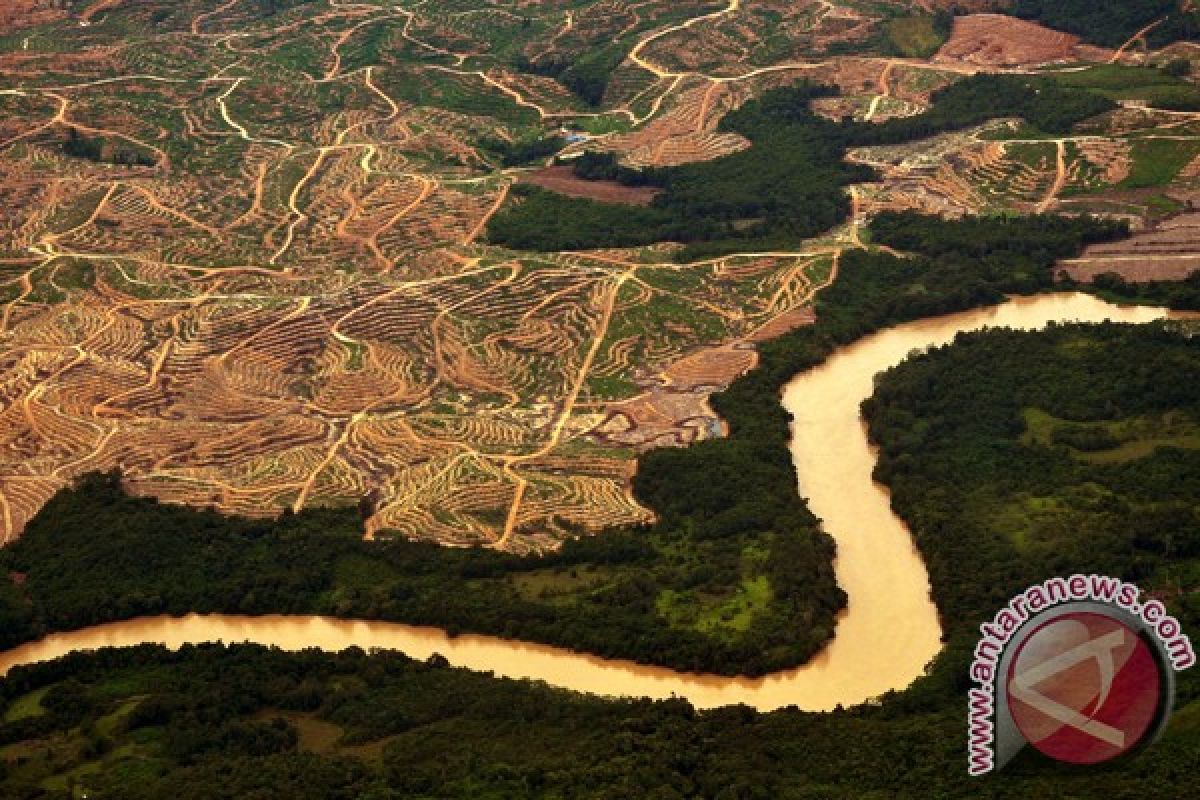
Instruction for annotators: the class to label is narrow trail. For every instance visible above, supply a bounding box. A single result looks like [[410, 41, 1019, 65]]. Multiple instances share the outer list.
[[214, 78, 293, 149], [847, 186, 865, 247], [369, 175, 435, 270], [628, 0, 741, 79], [694, 80, 720, 132], [864, 61, 894, 123], [292, 419, 358, 513], [79, 0, 124, 25], [1036, 139, 1067, 213], [191, 0, 239, 35], [463, 183, 510, 245], [494, 273, 629, 549], [1110, 17, 1168, 63], [271, 149, 329, 264]]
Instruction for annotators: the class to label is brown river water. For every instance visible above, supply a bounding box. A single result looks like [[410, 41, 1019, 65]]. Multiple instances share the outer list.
[[0, 293, 1180, 711]]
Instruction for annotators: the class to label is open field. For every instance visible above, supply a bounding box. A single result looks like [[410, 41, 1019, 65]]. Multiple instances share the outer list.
[[1062, 211, 1200, 282], [0, 1, 64, 34], [934, 13, 1111, 68], [518, 165, 661, 204]]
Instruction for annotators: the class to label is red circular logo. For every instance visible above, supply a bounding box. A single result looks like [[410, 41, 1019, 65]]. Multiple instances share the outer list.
[[1006, 612, 1162, 765]]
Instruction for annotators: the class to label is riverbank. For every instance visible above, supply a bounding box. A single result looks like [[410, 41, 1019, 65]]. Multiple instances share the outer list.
[[0, 213, 1159, 686], [0, 293, 1181, 711]]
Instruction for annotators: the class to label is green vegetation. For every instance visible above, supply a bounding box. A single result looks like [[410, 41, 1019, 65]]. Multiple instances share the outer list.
[[488, 78, 1115, 255], [884, 12, 954, 59], [0, 468, 841, 677], [248, 0, 318, 17], [513, 42, 629, 107], [852, 73, 1117, 145], [491, 185, 683, 251], [376, 67, 538, 128], [1162, 58, 1192, 77], [1012, 0, 1200, 49], [1120, 138, 1200, 188], [1022, 406, 1200, 464], [1047, 63, 1200, 111], [1075, 268, 1200, 310], [863, 321, 1200, 682], [0, 643, 1170, 800], [568, 150, 670, 186], [2, 359, 1198, 796], [490, 84, 868, 256], [5, 198, 1200, 795], [10, 640, 1189, 799], [479, 134, 567, 167]]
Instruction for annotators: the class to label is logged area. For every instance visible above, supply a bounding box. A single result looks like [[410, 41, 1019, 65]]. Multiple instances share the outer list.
[[1, 0, 1200, 796], [518, 166, 662, 205], [0, 212, 1148, 677], [0, 0, 1198, 553]]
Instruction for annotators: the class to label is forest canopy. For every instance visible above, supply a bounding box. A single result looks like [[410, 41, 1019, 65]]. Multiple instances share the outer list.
[[487, 77, 1116, 256], [1011, 0, 1200, 49]]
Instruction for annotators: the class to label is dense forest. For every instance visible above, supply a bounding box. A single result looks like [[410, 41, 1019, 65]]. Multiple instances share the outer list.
[[0, 470, 841, 677], [487, 77, 1115, 256], [0, 641, 1195, 798], [568, 150, 671, 187], [513, 45, 628, 107], [842, 73, 1116, 146], [478, 134, 567, 168], [0, 212, 1132, 679], [864, 322, 1200, 682], [489, 84, 867, 255], [1073, 267, 1200, 311], [1011, 0, 1200, 49]]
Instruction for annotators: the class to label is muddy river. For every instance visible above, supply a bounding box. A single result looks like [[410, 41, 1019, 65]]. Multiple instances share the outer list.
[[0, 293, 1178, 711]]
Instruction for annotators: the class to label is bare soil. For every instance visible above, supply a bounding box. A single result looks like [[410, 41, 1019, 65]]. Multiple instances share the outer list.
[[519, 166, 662, 206], [934, 14, 1110, 68], [0, 0, 65, 33], [1062, 212, 1200, 282]]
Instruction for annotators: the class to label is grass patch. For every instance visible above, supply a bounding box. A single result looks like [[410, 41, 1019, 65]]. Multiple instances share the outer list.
[[885, 15, 950, 59], [96, 697, 143, 737], [4, 687, 49, 722], [586, 372, 640, 400], [1120, 138, 1200, 189], [509, 566, 617, 603], [257, 710, 345, 754], [1022, 407, 1200, 463], [1048, 64, 1200, 110], [697, 575, 771, 634], [1168, 697, 1200, 734]]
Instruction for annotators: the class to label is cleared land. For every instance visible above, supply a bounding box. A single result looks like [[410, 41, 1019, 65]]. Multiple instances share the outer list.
[[519, 166, 661, 205], [0, 0, 1197, 551], [1062, 212, 1200, 282], [934, 13, 1111, 68]]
